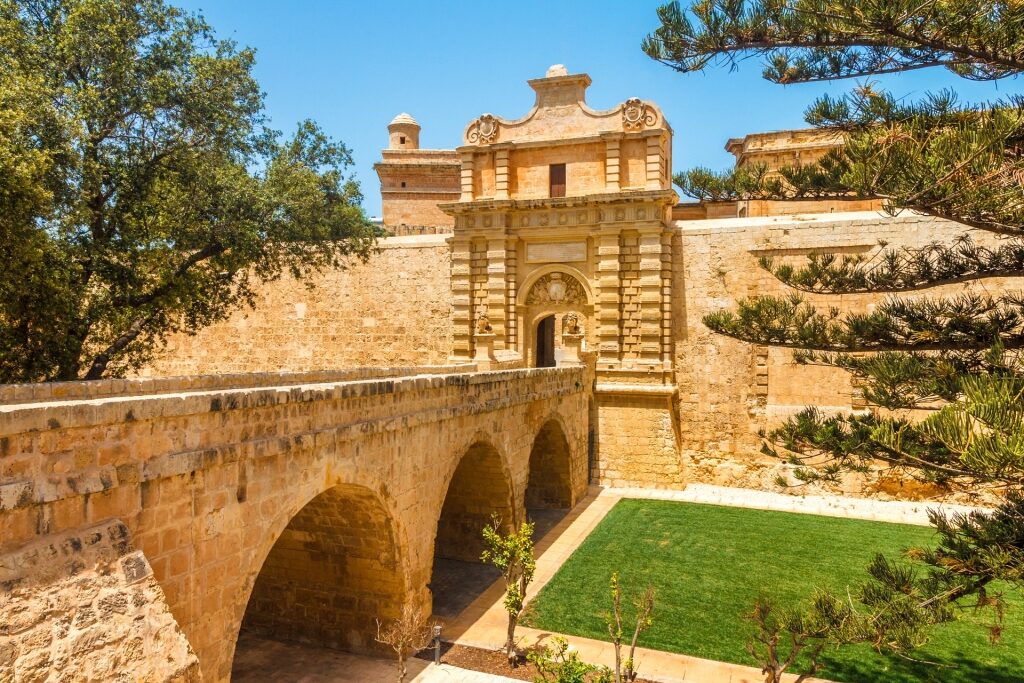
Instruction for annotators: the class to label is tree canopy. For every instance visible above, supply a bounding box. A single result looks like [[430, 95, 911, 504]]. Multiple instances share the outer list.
[[0, 0, 377, 382], [647, 0, 1024, 673]]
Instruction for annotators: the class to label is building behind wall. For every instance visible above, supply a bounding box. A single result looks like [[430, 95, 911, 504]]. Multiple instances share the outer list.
[[145, 65, 1010, 496]]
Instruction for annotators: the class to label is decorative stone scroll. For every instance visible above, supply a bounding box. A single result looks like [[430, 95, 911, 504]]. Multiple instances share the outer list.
[[525, 272, 587, 306], [467, 113, 499, 144], [622, 98, 656, 130]]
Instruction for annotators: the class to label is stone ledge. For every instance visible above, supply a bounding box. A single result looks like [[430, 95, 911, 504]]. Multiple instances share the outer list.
[[0, 364, 476, 406], [594, 382, 677, 397]]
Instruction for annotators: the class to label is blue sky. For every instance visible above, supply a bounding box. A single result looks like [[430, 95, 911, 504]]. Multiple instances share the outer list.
[[177, 1, 1014, 217]]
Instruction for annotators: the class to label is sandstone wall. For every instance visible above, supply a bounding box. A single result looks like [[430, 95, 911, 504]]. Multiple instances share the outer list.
[[672, 210, 1020, 492], [143, 235, 452, 377], [0, 521, 199, 683], [0, 367, 591, 681]]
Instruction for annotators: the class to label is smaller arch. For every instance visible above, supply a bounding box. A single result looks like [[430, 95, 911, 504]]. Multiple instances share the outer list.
[[434, 437, 516, 562], [525, 418, 574, 510]]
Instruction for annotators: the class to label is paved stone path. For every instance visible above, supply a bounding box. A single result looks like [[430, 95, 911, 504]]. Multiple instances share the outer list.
[[613, 482, 986, 526], [232, 633, 520, 682]]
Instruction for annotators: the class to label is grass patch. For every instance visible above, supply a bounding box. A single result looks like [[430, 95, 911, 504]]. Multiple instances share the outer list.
[[522, 499, 1023, 683]]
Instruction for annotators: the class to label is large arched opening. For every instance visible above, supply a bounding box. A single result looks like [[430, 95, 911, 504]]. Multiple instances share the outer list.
[[430, 439, 515, 618], [232, 483, 405, 677]]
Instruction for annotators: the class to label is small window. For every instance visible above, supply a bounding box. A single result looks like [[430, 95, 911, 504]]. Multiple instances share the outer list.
[[401, 181, 406, 188], [549, 163, 566, 198], [400, 136, 406, 144]]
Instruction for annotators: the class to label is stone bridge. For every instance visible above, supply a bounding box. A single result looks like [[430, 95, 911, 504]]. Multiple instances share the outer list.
[[0, 365, 592, 682]]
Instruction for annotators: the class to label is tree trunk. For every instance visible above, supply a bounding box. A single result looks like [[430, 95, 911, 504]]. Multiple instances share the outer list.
[[505, 614, 518, 665]]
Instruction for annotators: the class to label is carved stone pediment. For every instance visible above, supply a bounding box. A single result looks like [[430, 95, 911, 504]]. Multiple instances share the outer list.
[[525, 272, 587, 306]]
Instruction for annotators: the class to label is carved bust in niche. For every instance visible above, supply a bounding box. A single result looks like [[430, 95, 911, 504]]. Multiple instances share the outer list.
[[476, 315, 493, 335], [563, 312, 583, 336]]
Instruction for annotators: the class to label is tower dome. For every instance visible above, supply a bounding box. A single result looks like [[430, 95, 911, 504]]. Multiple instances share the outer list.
[[388, 113, 420, 150]]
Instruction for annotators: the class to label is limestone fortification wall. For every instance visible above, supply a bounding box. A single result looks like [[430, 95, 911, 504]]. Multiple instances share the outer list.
[[139, 210, 1023, 494], [144, 235, 452, 376], [673, 210, 1020, 493]]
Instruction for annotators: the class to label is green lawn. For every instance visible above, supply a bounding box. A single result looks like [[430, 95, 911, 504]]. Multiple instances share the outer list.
[[521, 499, 1024, 683]]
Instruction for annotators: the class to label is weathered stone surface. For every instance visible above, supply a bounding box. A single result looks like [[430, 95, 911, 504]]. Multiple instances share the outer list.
[[0, 521, 199, 683], [129, 67, 1024, 495], [0, 367, 590, 682]]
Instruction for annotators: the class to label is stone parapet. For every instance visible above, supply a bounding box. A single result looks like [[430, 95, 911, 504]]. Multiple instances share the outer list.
[[0, 364, 476, 405]]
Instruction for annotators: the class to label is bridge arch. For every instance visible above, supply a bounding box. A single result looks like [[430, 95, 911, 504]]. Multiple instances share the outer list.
[[429, 433, 515, 616], [525, 415, 575, 510], [434, 433, 516, 561], [237, 482, 406, 655]]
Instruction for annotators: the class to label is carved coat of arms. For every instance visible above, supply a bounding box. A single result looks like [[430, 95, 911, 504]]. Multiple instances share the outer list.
[[468, 114, 499, 144], [622, 98, 656, 130]]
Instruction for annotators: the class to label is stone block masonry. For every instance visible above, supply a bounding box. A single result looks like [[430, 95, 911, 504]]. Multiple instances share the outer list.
[[145, 235, 454, 376], [0, 366, 591, 681], [0, 521, 200, 683]]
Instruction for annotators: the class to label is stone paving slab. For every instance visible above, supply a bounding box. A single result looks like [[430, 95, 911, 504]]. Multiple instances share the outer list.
[[412, 664, 522, 683], [614, 483, 990, 526], [232, 633, 522, 682]]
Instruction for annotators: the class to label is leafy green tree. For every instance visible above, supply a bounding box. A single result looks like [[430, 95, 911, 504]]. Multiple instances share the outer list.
[[482, 515, 537, 665], [0, 0, 377, 382], [645, 0, 1024, 662]]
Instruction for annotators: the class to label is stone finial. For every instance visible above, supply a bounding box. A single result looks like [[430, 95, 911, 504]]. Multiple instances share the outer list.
[[545, 64, 569, 78]]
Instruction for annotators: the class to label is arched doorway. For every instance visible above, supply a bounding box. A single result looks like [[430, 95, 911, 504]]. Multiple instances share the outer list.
[[233, 483, 405, 674], [430, 440, 515, 618], [535, 315, 556, 367], [519, 269, 593, 368]]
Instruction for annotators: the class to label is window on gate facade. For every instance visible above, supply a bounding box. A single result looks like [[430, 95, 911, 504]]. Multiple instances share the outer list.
[[549, 163, 566, 198]]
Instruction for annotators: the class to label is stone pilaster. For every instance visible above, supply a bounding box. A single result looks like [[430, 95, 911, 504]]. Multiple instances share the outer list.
[[604, 136, 621, 192], [469, 238, 489, 356], [449, 236, 473, 361], [595, 232, 621, 364], [645, 135, 662, 190], [494, 146, 510, 200], [505, 237, 518, 351], [638, 230, 664, 364], [486, 236, 508, 348], [618, 232, 641, 361], [459, 151, 474, 201], [660, 229, 674, 365]]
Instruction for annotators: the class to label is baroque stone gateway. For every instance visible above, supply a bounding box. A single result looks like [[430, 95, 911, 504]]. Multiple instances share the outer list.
[[0, 65, 1007, 681]]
